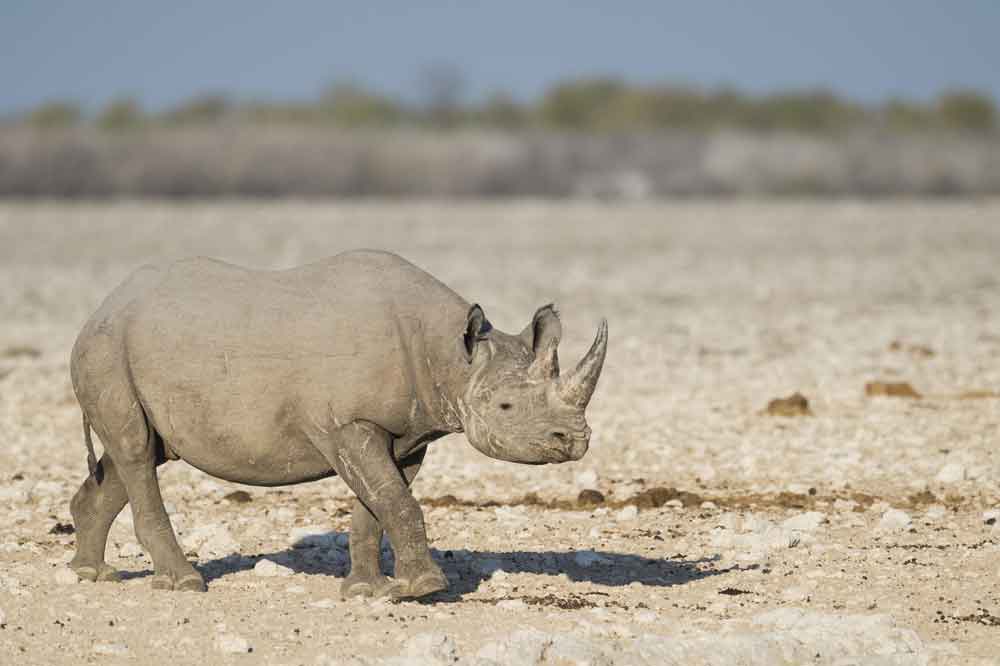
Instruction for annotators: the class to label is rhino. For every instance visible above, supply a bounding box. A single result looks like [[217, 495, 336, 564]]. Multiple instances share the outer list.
[[68, 250, 607, 599]]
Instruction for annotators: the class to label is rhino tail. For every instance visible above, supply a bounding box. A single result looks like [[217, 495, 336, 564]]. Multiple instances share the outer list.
[[82, 411, 98, 477]]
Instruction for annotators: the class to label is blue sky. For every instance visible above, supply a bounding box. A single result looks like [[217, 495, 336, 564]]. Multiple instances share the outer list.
[[2, 1, 998, 114]]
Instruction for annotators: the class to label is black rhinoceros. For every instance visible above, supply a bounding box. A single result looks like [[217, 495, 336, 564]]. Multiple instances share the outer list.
[[68, 250, 607, 599]]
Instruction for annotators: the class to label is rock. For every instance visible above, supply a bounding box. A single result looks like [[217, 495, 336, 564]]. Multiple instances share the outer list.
[[118, 542, 144, 558], [182, 524, 240, 559], [290, 526, 338, 549], [402, 632, 458, 664], [616, 505, 638, 521], [216, 633, 252, 653], [575, 469, 598, 487], [865, 381, 921, 399], [924, 505, 947, 521], [634, 610, 658, 623], [253, 558, 294, 577], [878, 508, 912, 532], [53, 567, 79, 585], [781, 511, 826, 532], [32, 480, 64, 496], [309, 598, 338, 609], [477, 629, 550, 664], [92, 642, 129, 656], [763, 392, 813, 417], [547, 634, 610, 666], [934, 463, 965, 484], [781, 586, 812, 602], [0, 608, 6, 626], [573, 550, 611, 568]]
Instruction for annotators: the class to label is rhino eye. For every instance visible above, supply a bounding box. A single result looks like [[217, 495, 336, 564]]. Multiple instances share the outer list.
[[499, 402, 513, 411]]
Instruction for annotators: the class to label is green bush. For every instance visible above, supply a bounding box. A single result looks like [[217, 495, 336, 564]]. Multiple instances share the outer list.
[[937, 90, 996, 131], [98, 98, 144, 131], [27, 101, 81, 128]]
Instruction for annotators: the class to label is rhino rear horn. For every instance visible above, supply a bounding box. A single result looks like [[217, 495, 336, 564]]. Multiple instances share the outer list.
[[556, 319, 608, 408]]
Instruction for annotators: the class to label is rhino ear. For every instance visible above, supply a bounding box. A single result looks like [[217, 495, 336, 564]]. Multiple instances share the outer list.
[[463, 304, 491, 362], [522, 304, 561, 379]]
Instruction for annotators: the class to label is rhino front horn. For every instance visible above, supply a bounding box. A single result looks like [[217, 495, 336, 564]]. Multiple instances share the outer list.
[[557, 319, 608, 408]]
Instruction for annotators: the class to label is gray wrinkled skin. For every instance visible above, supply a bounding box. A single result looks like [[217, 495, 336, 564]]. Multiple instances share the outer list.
[[68, 250, 607, 599]]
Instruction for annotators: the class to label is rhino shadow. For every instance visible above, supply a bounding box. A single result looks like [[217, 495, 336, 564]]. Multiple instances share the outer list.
[[121, 530, 731, 599]]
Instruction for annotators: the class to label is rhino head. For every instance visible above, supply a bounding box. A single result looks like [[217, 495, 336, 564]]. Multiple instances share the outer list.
[[456, 304, 608, 464]]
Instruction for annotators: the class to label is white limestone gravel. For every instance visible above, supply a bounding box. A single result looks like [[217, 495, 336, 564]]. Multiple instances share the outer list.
[[1, 200, 999, 664]]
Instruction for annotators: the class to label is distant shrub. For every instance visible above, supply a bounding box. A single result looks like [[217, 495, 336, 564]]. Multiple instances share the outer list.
[[540, 78, 628, 128], [937, 90, 996, 131], [477, 92, 529, 129], [27, 101, 81, 128], [318, 83, 402, 127], [163, 94, 230, 124], [98, 98, 144, 131]]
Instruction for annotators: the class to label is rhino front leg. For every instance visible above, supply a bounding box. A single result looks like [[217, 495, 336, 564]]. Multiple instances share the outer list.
[[313, 422, 446, 600], [341, 447, 427, 599]]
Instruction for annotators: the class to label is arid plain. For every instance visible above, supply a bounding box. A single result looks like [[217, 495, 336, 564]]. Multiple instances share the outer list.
[[1, 200, 999, 665]]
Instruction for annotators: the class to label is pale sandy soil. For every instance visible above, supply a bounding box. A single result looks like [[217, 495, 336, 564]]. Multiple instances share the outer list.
[[1, 200, 999, 665]]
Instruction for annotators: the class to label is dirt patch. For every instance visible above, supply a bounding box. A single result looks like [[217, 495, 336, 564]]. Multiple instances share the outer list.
[[576, 489, 606, 507], [888, 340, 935, 358], [762, 392, 813, 417], [48, 522, 74, 535], [1, 345, 41, 359], [865, 381, 922, 398], [223, 490, 253, 503], [956, 390, 999, 400]]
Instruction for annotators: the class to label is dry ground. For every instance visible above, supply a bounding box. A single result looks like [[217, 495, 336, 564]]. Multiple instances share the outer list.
[[1, 200, 999, 665]]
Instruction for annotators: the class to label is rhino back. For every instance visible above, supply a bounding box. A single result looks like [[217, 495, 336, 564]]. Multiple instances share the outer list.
[[121, 251, 467, 484]]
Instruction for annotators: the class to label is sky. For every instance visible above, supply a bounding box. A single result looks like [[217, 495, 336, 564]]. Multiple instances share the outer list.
[[2, 1, 999, 114]]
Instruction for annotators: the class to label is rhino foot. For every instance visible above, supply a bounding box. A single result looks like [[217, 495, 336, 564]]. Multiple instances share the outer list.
[[390, 570, 449, 600], [151, 572, 206, 592], [341, 573, 403, 599], [70, 562, 121, 583]]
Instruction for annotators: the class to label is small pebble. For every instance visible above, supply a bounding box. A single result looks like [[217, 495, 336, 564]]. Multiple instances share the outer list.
[[254, 559, 294, 577], [53, 567, 79, 586], [216, 634, 253, 653], [616, 505, 639, 521], [93, 642, 129, 656]]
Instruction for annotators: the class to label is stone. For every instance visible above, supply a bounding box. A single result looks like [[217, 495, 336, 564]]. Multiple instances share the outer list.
[[92, 642, 129, 656], [53, 567, 79, 585], [253, 558, 294, 577], [215, 633, 252, 654], [0, 608, 5, 626], [781, 511, 826, 532], [402, 632, 458, 664], [575, 469, 598, 487], [878, 508, 912, 532], [118, 542, 144, 558], [616, 505, 639, 520], [182, 524, 240, 560], [573, 550, 611, 568], [290, 526, 339, 549], [935, 463, 965, 484]]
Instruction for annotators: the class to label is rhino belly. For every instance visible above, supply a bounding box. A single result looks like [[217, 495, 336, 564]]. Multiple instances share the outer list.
[[139, 379, 337, 487]]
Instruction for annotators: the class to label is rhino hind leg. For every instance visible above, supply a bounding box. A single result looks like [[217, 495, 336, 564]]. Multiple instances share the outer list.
[[70, 453, 128, 583], [82, 383, 205, 592], [312, 422, 447, 600], [341, 448, 427, 599]]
